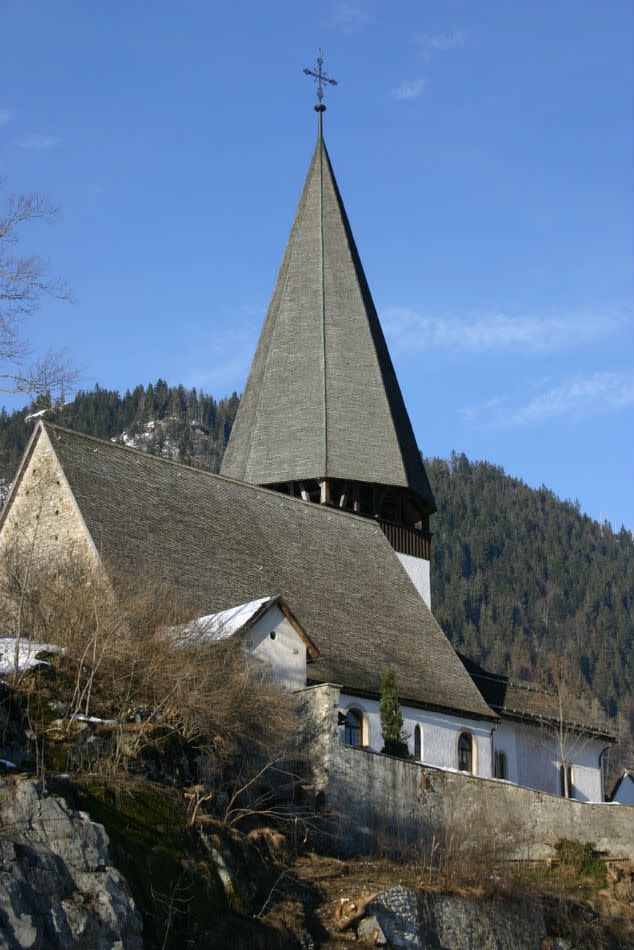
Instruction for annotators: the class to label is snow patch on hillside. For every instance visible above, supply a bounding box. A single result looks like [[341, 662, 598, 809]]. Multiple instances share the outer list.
[[0, 637, 65, 677]]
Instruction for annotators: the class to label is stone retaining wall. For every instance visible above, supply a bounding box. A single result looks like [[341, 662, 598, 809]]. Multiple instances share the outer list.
[[300, 684, 634, 860]]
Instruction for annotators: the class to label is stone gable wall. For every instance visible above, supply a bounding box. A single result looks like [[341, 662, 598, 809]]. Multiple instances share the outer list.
[[0, 429, 98, 572]]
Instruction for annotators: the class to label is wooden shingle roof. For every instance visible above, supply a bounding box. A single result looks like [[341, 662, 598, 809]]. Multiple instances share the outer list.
[[220, 122, 435, 512], [42, 423, 491, 721]]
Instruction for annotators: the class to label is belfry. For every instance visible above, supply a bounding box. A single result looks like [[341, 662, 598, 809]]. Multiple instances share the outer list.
[[221, 66, 436, 606]]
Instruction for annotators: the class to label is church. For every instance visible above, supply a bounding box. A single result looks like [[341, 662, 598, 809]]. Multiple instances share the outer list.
[[0, 97, 611, 805]]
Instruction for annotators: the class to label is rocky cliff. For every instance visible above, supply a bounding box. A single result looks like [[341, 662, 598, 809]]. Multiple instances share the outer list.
[[0, 777, 142, 949]]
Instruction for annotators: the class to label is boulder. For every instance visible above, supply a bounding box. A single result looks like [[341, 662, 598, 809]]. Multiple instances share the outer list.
[[0, 776, 142, 949], [366, 885, 546, 950]]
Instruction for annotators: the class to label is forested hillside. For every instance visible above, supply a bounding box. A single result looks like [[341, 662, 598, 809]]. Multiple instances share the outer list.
[[428, 454, 632, 723], [0, 382, 239, 483], [1, 383, 632, 742]]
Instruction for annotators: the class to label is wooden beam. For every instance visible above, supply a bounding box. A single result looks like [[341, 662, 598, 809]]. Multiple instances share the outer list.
[[319, 479, 331, 504]]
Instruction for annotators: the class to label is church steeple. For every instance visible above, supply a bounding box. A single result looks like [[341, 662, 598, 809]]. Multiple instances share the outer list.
[[221, 91, 436, 603]]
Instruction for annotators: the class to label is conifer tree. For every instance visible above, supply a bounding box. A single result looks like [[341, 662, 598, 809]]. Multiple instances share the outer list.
[[380, 665, 409, 758]]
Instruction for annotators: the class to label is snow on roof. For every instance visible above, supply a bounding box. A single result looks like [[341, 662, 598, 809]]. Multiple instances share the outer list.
[[179, 596, 275, 645], [0, 637, 64, 677], [24, 408, 49, 422]]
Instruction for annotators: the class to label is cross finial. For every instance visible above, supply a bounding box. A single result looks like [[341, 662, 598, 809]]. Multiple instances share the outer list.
[[303, 50, 337, 112]]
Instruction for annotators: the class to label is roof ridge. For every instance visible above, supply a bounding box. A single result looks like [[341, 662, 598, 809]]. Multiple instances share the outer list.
[[470, 668, 544, 692], [41, 421, 397, 532]]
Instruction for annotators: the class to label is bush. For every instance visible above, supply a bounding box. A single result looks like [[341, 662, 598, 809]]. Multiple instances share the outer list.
[[554, 838, 607, 886], [379, 666, 410, 759], [0, 552, 301, 824]]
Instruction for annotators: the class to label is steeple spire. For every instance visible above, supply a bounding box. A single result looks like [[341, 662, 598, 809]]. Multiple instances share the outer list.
[[222, 106, 435, 504], [221, 81, 436, 605]]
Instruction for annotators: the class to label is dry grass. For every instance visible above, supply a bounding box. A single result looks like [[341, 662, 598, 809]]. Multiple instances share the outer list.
[[0, 553, 303, 827]]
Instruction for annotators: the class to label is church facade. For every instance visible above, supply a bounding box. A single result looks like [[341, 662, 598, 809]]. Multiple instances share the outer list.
[[0, 105, 611, 805]]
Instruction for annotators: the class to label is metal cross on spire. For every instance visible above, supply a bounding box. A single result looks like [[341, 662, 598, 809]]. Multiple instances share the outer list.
[[303, 51, 337, 111]]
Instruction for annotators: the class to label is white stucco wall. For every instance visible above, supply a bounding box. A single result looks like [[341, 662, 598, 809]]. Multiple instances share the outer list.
[[611, 774, 634, 805], [243, 604, 307, 691], [395, 552, 431, 610], [492, 719, 607, 802], [339, 693, 494, 777]]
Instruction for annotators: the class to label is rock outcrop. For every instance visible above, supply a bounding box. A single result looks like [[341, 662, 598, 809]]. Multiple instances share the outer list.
[[361, 886, 547, 950], [0, 777, 142, 949]]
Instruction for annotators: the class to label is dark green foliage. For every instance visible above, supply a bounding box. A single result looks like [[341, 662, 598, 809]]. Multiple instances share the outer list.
[[426, 452, 633, 724], [553, 839, 607, 886], [380, 666, 409, 758], [0, 382, 240, 483]]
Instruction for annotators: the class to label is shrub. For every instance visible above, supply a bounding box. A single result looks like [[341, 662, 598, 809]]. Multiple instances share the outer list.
[[379, 665, 410, 759], [554, 838, 607, 885], [0, 552, 301, 824]]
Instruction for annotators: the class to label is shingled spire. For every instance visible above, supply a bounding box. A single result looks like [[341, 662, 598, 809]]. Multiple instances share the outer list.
[[221, 102, 436, 596]]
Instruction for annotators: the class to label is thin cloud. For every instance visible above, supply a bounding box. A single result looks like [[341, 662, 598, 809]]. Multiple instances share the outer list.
[[333, 3, 369, 32], [462, 372, 632, 427], [0, 109, 11, 126], [179, 320, 260, 394], [382, 307, 626, 355], [417, 31, 466, 62], [392, 79, 427, 102], [18, 134, 62, 150]]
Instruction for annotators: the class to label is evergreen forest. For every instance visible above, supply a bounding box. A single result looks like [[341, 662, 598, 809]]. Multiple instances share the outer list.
[[1, 382, 632, 769]]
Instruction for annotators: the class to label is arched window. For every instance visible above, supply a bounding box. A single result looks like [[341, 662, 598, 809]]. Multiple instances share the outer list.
[[458, 732, 473, 772], [343, 709, 363, 747], [414, 725, 422, 761], [494, 750, 507, 780]]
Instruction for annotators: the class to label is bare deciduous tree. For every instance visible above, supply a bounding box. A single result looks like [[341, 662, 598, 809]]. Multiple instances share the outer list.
[[537, 655, 609, 798], [0, 177, 76, 399]]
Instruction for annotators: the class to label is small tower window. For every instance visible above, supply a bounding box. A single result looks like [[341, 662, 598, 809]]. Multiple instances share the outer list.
[[458, 732, 474, 772]]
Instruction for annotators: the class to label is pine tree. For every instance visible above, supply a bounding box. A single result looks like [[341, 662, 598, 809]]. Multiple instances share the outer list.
[[380, 666, 409, 758]]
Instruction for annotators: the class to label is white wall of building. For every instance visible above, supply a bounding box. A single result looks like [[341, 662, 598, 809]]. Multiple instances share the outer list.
[[243, 605, 307, 691], [339, 693, 494, 777], [492, 719, 607, 802], [338, 693, 606, 799], [395, 552, 431, 610], [611, 773, 634, 805]]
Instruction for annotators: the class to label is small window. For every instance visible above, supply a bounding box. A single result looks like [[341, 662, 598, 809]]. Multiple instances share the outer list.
[[458, 732, 473, 772], [414, 725, 422, 761], [559, 764, 574, 798], [494, 750, 507, 780], [343, 709, 362, 747]]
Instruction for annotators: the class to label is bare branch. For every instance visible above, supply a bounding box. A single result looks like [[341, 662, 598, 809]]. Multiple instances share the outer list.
[[0, 177, 76, 400]]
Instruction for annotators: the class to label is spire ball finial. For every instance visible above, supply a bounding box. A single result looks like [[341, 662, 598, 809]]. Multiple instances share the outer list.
[[303, 50, 337, 110]]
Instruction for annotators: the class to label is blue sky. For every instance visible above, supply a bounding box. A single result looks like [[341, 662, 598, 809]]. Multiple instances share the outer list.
[[1, 1, 632, 529]]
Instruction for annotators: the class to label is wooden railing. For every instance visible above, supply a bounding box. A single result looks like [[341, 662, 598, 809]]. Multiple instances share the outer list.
[[378, 519, 431, 559]]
